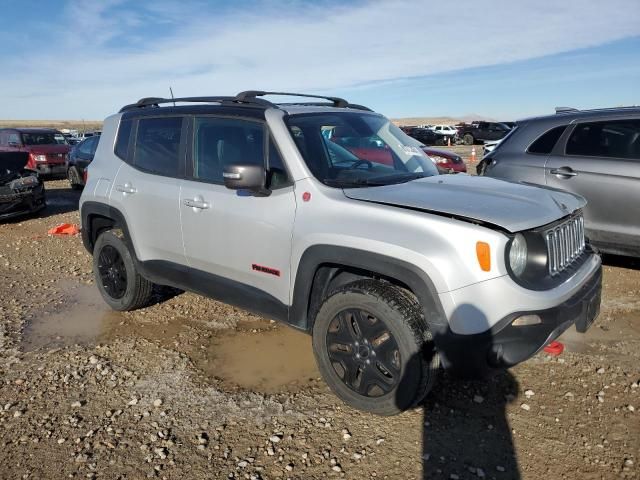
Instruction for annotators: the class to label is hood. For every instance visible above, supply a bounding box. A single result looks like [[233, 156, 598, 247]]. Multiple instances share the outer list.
[[1, 152, 29, 174], [25, 144, 70, 154], [343, 174, 586, 233]]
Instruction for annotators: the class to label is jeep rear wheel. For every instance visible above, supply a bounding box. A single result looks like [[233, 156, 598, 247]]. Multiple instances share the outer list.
[[93, 230, 153, 311], [312, 279, 439, 416], [463, 133, 474, 145]]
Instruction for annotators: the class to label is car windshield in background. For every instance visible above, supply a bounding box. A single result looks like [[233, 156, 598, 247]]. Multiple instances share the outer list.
[[286, 112, 438, 188], [21, 132, 66, 145]]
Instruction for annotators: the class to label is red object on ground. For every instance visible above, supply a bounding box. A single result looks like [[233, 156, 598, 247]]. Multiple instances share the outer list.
[[47, 223, 80, 236], [543, 341, 564, 356]]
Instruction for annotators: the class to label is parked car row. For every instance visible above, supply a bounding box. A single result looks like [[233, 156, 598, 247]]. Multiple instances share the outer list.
[[0, 127, 99, 190]]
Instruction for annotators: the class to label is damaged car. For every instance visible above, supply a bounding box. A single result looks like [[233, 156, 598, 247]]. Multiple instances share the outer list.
[[0, 152, 46, 221]]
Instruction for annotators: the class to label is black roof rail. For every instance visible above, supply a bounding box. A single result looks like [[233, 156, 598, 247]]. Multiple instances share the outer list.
[[555, 106, 579, 114], [119, 95, 273, 113], [120, 91, 372, 113], [235, 90, 351, 108]]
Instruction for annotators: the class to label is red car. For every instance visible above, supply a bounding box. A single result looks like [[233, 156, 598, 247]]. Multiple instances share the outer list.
[[421, 146, 467, 173], [0, 128, 70, 176]]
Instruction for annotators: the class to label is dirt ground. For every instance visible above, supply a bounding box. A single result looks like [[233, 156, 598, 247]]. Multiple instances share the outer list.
[[1, 151, 638, 479]]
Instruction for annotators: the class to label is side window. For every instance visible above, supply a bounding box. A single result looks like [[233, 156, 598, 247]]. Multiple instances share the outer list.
[[133, 117, 183, 177], [267, 139, 290, 188], [527, 126, 567, 154], [192, 117, 264, 183], [114, 119, 133, 161], [8, 133, 21, 146], [566, 120, 640, 159], [78, 139, 93, 155], [90, 136, 100, 154]]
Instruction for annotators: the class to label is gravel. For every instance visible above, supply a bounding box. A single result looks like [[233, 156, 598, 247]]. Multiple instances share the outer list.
[[0, 178, 638, 479]]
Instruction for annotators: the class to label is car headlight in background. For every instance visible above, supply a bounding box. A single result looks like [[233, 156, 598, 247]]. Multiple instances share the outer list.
[[429, 155, 450, 165], [508, 233, 528, 277], [33, 154, 47, 162]]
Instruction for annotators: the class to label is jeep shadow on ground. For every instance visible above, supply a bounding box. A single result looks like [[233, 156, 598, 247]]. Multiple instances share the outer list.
[[399, 304, 521, 479]]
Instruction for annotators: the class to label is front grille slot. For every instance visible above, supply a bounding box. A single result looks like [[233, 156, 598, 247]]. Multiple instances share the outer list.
[[545, 215, 585, 276]]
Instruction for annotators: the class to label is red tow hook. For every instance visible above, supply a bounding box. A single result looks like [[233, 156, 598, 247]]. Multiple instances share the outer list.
[[543, 341, 564, 356]]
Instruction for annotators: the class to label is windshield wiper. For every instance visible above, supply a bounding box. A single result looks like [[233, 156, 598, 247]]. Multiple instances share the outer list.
[[323, 178, 370, 188], [362, 172, 429, 186], [324, 172, 429, 188]]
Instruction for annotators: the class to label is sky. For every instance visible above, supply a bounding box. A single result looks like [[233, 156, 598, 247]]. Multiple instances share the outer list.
[[1, 0, 639, 120]]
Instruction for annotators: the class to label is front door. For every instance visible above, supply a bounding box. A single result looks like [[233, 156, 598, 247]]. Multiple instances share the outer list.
[[180, 115, 296, 312]]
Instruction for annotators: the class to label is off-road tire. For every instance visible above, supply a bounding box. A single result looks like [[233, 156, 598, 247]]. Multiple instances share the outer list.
[[93, 230, 153, 311], [67, 167, 83, 190], [312, 279, 439, 416], [463, 133, 474, 145]]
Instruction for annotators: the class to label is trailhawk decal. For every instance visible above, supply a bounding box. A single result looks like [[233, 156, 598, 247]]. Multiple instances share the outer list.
[[252, 264, 281, 277]]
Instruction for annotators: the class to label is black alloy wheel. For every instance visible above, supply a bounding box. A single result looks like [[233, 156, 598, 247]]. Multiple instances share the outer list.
[[97, 245, 127, 299], [326, 308, 401, 397]]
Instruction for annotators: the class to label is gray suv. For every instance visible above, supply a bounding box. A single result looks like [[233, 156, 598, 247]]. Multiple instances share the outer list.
[[80, 91, 602, 415], [478, 107, 640, 257]]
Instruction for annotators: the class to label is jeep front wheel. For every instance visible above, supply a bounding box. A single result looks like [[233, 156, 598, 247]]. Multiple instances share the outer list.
[[93, 230, 153, 311], [463, 133, 474, 145], [312, 280, 439, 416]]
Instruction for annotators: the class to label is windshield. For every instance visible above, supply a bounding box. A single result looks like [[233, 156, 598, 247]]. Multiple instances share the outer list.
[[21, 132, 67, 145], [286, 112, 438, 187]]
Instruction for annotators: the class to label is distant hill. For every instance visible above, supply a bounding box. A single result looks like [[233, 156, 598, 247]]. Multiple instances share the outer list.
[[0, 120, 103, 131]]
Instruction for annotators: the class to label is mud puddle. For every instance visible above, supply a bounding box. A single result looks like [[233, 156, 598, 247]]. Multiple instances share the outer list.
[[22, 282, 321, 393], [193, 322, 321, 393], [21, 282, 122, 352]]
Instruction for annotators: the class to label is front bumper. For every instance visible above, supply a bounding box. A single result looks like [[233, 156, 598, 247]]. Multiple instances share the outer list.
[[0, 184, 46, 221], [435, 261, 602, 378], [35, 164, 66, 176]]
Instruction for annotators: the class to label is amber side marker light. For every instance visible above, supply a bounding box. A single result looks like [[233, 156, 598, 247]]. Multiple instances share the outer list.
[[476, 241, 491, 272]]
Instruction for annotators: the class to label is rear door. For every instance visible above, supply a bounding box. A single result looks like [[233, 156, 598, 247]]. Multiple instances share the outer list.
[[545, 118, 640, 252], [179, 115, 296, 308], [110, 116, 186, 265]]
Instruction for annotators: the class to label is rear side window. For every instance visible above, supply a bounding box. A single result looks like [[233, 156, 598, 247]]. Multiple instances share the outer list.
[[566, 119, 640, 159], [528, 126, 567, 154], [133, 117, 183, 177], [114, 119, 133, 161]]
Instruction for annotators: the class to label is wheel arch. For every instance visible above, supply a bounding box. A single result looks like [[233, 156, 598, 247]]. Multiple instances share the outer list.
[[290, 245, 447, 333], [80, 201, 135, 256]]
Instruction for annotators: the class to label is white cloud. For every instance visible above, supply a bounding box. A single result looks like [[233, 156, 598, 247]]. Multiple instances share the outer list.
[[3, 0, 640, 118]]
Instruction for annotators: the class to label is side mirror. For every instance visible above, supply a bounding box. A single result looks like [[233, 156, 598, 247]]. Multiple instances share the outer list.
[[222, 164, 270, 196]]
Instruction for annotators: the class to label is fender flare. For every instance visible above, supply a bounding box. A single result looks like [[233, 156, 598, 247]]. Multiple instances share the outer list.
[[289, 245, 447, 331], [80, 201, 135, 255]]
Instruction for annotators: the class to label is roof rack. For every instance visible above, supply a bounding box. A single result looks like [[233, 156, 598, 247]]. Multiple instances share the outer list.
[[555, 107, 579, 114], [119, 91, 371, 113]]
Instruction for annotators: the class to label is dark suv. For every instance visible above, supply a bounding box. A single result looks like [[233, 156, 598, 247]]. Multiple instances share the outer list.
[[478, 107, 640, 257]]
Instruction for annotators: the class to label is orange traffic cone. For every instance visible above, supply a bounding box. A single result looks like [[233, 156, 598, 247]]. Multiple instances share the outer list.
[[470, 147, 476, 163], [447, 137, 451, 147]]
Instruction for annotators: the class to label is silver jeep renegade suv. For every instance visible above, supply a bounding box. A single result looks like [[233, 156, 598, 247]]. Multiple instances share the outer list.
[[80, 91, 602, 415]]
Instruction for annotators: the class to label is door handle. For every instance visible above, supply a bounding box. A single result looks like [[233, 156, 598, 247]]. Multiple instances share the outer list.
[[550, 168, 578, 178], [183, 198, 210, 209], [115, 183, 137, 194]]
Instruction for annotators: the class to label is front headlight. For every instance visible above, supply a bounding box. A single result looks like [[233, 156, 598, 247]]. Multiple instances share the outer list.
[[508, 233, 528, 277], [33, 154, 47, 162]]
